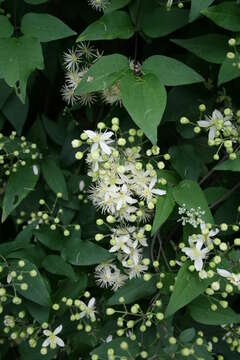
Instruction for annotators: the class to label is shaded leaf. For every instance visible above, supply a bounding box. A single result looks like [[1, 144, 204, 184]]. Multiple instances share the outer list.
[[165, 263, 213, 317], [143, 55, 204, 86], [107, 277, 157, 305], [104, 0, 131, 13], [215, 153, 240, 172], [152, 191, 175, 235], [189, 0, 215, 22], [2, 93, 29, 134], [42, 255, 77, 280], [172, 34, 229, 64], [189, 296, 240, 325], [120, 71, 167, 144], [2, 163, 39, 222], [10, 259, 51, 307], [218, 59, 240, 85], [202, 2, 240, 31], [0, 36, 44, 102], [75, 54, 128, 95], [21, 13, 76, 42], [0, 15, 14, 38], [77, 11, 134, 41], [42, 157, 68, 200]]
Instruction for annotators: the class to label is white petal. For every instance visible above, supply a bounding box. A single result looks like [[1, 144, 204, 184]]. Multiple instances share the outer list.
[[54, 325, 63, 335], [197, 120, 211, 128], [79, 311, 86, 318], [56, 337, 65, 347], [42, 338, 51, 347], [32, 165, 39, 176], [100, 141, 111, 155], [212, 109, 223, 120], [84, 130, 96, 139], [88, 297, 95, 308], [102, 131, 113, 140], [217, 269, 231, 278], [208, 126, 216, 141], [152, 189, 166, 196], [195, 258, 203, 271], [43, 330, 51, 336]]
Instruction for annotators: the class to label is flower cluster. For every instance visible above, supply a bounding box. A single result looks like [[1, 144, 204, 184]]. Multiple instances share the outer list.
[[72, 119, 168, 289], [226, 37, 240, 71], [180, 106, 240, 160], [18, 193, 81, 236], [0, 131, 40, 185], [61, 42, 102, 106]]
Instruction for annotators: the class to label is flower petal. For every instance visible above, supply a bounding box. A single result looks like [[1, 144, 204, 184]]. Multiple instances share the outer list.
[[54, 325, 63, 335]]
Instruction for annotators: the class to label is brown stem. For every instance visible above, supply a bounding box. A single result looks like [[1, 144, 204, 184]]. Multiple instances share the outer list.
[[210, 182, 240, 210]]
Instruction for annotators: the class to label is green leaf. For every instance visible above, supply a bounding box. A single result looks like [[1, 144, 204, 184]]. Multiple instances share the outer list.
[[218, 59, 240, 86], [21, 13, 76, 42], [172, 34, 229, 64], [24, 0, 48, 4], [2, 163, 39, 222], [53, 275, 88, 302], [202, 2, 240, 31], [42, 116, 66, 146], [142, 7, 189, 38], [2, 93, 29, 134], [75, 54, 128, 95], [0, 15, 14, 38], [107, 277, 157, 305], [179, 328, 196, 343], [189, 296, 240, 325], [172, 180, 213, 223], [215, 153, 240, 172], [142, 55, 204, 86], [165, 263, 213, 317], [189, 0, 215, 22], [77, 11, 134, 41], [34, 226, 65, 251], [104, 0, 130, 13], [120, 71, 167, 144], [152, 191, 175, 235], [10, 259, 51, 307], [169, 145, 205, 181], [42, 255, 77, 280], [25, 301, 49, 323], [0, 36, 44, 103], [42, 157, 68, 200], [62, 233, 113, 266]]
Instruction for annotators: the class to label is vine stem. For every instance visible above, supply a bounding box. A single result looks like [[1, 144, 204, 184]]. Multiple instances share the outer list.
[[133, 0, 142, 66]]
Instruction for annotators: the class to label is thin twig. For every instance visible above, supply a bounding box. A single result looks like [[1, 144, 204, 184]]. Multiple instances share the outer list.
[[199, 154, 228, 185], [210, 182, 240, 210]]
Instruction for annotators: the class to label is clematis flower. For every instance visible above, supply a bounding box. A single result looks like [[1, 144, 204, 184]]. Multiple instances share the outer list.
[[79, 297, 96, 322], [42, 325, 64, 349], [197, 109, 232, 141], [84, 130, 114, 155], [182, 239, 210, 271], [217, 269, 240, 286]]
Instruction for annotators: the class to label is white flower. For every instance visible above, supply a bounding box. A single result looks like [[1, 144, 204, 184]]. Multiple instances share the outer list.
[[84, 130, 114, 155], [141, 176, 166, 203], [42, 325, 64, 349], [189, 223, 219, 246], [122, 257, 148, 279], [182, 239, 210, 271], [88, 0, 110, 11], [197, 109, 232, 141], [109, 232, 131, 255], [79, 297, 96, 322], [63, 48, 80, 71], [217, 269, 240, 286], [95, 263, 127, 291]]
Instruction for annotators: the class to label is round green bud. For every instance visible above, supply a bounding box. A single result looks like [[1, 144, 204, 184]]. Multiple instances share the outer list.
[[117, 138, 126, 146], [228, 38, 236, 46], [199, 104, 206, 112], [72, 139, 81, 148], [169, 336, 177, 345], [120, 341, 128, 350], [180, 117, 190, 124], [194, 126, 201, 134], [227, 52, 235, 59], [106, 308, 115, 315], [75, 151, 83, 160], [112, 117, 119, 125]]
